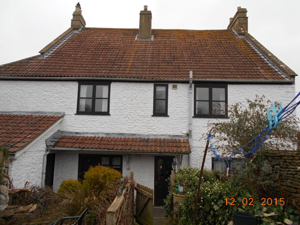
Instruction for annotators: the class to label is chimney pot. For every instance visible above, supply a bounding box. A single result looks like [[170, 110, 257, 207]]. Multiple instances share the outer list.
[[139, 6, 152, 39], [71, 2, 86, 29], [227, 7, 248, 35]]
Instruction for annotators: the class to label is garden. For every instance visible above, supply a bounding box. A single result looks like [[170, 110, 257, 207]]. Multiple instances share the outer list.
[[164, 96, 300, 225], [0, 164, 124, 225]]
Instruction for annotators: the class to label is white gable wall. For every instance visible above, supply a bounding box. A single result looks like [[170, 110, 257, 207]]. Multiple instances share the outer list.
[[9, 119, 62, 189]]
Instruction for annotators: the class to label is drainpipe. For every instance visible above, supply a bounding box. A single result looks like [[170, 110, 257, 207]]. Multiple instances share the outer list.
[[41, 148, 49, 188], [188, 71, 193, 167]]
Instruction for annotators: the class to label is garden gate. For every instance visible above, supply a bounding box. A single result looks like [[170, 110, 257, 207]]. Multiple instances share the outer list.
[[136, 183, 153, 225]]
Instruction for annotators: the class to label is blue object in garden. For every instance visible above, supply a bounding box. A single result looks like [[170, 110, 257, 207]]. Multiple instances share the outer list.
[[208, 92, 300, 173]]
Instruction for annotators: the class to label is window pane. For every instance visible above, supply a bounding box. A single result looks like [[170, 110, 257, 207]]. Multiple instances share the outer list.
[[196, 101, 209, 115], [156, 86, 166, 99], [196, 87, 209, 100], [95, 99, 108, 112], [213, 160, 227, 172], [155, 100, 166, 114], [79, 99, 92, 112], [101, 157, 109, 166], [112, 157, 121, 166], [96, 85, 109, 98], [212, 102, 225, 115], [80, 85, 93, 98], [213, 88, 225, 101]]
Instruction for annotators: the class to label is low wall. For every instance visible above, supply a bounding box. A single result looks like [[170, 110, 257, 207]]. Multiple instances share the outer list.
[[264, 150, 300, 207]]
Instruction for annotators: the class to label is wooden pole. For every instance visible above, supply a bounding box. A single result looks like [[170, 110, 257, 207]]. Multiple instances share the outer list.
[[195, 138, 210, 219]]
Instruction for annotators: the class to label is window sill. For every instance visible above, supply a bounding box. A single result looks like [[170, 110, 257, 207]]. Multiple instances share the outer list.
[[75, 113, 111, 116], [152, 115, 169, 117], [193, 116, 228, 119]]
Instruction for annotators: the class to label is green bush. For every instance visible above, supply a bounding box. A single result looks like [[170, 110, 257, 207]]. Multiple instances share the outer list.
[[57, 165, 122, 224], [164, 167, 300, 225], [58, 179, 83, 198], [82, 165, 121, 195]]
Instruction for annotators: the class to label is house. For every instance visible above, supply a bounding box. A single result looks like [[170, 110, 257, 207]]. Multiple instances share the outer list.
[[0, 4, 296, 206]]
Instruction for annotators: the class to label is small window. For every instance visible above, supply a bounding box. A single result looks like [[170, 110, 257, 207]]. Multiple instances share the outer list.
[[194, 84, 227, 118], [77, 83, 110, 115], [153, 84, 168, 116]]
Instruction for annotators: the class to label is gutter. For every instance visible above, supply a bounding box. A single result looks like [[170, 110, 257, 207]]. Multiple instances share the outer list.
[[47, 147, 190, 155], [0, 76, 294, 84]]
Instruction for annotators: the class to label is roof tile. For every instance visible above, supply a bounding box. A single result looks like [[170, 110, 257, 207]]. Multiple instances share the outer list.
[[0, 28, 287, 81], [53, 135, 190, 154], [0, 114, 63, 153]]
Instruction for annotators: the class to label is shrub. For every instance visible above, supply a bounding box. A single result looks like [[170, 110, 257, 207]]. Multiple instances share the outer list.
[[57, 179, 85, 215], [57, 165, 122, 224], [164, 167, 300, 225], [58, 179, 83, 198], [82, 165, 121, 195]]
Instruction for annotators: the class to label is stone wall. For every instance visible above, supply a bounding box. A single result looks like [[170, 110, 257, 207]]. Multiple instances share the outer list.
[[264, 150, 300, 207]]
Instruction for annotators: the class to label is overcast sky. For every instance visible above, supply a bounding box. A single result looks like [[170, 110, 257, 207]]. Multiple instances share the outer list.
[[0, 0, 299, 117]]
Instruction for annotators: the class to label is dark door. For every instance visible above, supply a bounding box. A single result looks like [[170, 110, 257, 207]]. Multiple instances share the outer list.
[[45, 153, 55, 188], [155, 156, 174, 206]]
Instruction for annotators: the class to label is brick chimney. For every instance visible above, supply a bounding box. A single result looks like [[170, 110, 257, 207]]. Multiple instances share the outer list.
[[139, 5, 152, 39], [71, 3, 86, 29], [227, 7, 248, 35]]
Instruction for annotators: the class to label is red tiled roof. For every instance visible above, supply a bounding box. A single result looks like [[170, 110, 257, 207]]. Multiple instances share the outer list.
[[0, 114, 63, 153], [0, 28, 288, 81], [53, 135, 191, 154]]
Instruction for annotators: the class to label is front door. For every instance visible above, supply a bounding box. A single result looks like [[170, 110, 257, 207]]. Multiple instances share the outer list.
[[154, 156, 174, 206]]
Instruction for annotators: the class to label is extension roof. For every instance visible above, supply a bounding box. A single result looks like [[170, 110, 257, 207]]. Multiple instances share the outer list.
[[46, 131, 191, 154], [0, 113, 63, 153], [0, 28, 296, 82]]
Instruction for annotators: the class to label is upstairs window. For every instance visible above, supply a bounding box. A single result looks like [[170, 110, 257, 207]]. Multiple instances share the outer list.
[[194, 84, 227, 118], [77, 83, 110, 115], [153, 84, 168, 116]]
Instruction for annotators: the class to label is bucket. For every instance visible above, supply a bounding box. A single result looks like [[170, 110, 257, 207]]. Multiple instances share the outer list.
[[233, 211, 256, 225], [173, 193, 185, 215]]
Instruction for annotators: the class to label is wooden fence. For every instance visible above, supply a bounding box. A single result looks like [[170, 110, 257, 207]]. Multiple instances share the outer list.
[[136, 183, 153, 225], [106, 173, 135, 225]]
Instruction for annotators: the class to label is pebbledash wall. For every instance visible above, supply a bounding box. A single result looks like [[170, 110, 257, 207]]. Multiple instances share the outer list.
[[0, 80, 295, 190]]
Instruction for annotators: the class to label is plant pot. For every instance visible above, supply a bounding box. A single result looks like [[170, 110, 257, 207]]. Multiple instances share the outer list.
[[173, 193, 185, 215], [233, 211, 256, 225]]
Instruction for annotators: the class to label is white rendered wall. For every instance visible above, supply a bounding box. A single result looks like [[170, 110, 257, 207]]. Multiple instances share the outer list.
[[53, 152, 79, 191], [9, 121, 61, 189], [0, 81, 189, 135], [189, 83, 296, 169], [0, 80, 295, 188], [123, 155, 155, 190]]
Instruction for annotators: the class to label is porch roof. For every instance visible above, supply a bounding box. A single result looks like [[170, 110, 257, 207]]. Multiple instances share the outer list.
[[0, 112, 64, 153], [46, 131, 191, 154]]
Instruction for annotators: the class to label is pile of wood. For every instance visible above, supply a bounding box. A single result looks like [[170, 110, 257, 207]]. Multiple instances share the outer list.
[[0, 189, 38, 220]]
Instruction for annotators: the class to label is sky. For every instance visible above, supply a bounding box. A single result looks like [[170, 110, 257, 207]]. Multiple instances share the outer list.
[[0, 0, 299, 118]]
